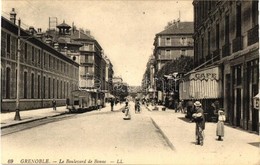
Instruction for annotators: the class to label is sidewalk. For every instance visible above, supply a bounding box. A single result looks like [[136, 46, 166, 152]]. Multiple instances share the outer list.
[[1, 104, 124, 129], [147, 106, 260, 165]]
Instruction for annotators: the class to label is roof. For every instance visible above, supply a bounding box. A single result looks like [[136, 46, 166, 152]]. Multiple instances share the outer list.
[[57, 21, 71, 28], [157, 22, 194, 35], [71, 30, 94, 41]]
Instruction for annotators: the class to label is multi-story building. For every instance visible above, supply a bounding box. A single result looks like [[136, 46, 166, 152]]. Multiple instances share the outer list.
[[45, 21, 107, 105], [153, 21, 194, 73], [1, 10, 79, 111], [104, 56, 114, 101], [180, 0, 259, 133], [152, 21, 194, 103]]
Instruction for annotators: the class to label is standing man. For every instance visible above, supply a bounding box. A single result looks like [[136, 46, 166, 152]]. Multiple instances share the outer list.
[[97, 99, 101, 111], [52, 99, 56, 110], [110, 99, 114, 111], [192, 101, 205, 146]]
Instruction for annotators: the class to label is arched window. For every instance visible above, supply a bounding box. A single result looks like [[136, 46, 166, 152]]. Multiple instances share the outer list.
[[6, 67, 11, 99]]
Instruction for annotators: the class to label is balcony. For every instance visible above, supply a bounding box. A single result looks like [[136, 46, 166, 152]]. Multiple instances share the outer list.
[[232, 36, 242, 53], [247, 25, 259, 46], [212, 49, 220, 62], [80, 59, 94, 65], [222, 43, 230, 58]]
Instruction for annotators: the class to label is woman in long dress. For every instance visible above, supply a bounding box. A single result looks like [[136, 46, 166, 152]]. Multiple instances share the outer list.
[[216, 108, 226, 141]]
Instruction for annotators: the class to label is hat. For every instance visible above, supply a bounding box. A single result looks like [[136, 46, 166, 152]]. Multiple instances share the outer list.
[[194, 101, 202, 107]]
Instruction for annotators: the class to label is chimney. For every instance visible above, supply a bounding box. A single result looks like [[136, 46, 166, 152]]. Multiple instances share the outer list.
[[37, 28, 43, 40], [45, 35, 53, 45], [29, 26, 35, 35], [10, 8, 17, 24], [176, 19, 180, 28], [85, 29, 90, 35]]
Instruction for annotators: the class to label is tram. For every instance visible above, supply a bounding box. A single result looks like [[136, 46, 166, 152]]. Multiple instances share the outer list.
[[67, 90, 98, 113]]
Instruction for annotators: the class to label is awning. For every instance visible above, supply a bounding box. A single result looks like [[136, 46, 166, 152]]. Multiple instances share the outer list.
[[179, 66, 222, 100]]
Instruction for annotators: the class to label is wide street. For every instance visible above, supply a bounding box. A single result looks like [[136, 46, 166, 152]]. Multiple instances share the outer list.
[[1, 102, 260, 165], [1, 102, 174, 165]]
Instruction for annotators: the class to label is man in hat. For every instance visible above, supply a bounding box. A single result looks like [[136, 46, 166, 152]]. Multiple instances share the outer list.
[[192, 101, 205, 146]]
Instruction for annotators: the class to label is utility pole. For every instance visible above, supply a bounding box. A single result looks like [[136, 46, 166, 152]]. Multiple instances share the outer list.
[[14, 18, 21, 120]]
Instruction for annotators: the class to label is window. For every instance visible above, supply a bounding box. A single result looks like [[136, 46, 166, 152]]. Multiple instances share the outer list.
[[6, 67, 10, 99], [208, 31, 211, 56], [24, 72, 27, 98], [7, 34, 10, 54], [166, 50, 170, 56], [48, 78, 51, 99], [49, 54, 51, 68], [180, 37, 187, 45], [32, 47, 35, 62], [43, 76, 46, 99], [53, 79, 55, 98], [201, 37, 204, 62], [236, 65, 242, 85], [57, 80, 59, 99], [38, 49, 41, 65], [38, 75, 40, 98], [43, 52, 46, 67], [24, 43, 27, 60], [216, 23, 220, 49], [166, 37, 171, 46], [53, 58, 56, 69], [252, 1, 258, 26], [181, 49, 186, 56], [236, 4, 242, 37], [225, 15, 229, 44], [31, 73, 34, 98]]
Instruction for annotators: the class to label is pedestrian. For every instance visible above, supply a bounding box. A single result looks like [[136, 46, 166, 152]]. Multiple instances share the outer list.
[[216, 108, 226, 141], [52, 99, 56, 110], [192, 101, 205, 146], [110, 99, 114, 111], [186, 100, 195, 122], [124, 101, 131, 120], [210, 100, 220, 122], [97, 99, 101, 111], [66, 98, 70, 109], [177, 100, 184, 113]]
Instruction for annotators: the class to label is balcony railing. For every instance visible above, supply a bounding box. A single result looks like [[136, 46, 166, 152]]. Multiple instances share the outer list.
[[247, 25, 259, 46], [222, 43, 230, 57], [232, 36, 242, 53], [79, 46, 94, 52]]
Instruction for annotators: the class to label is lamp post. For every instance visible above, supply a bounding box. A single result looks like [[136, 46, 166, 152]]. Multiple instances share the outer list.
[[14, 19, 21, 120]]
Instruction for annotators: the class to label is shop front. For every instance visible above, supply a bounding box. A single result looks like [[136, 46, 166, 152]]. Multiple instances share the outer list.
[[179, 66, 223, 121]]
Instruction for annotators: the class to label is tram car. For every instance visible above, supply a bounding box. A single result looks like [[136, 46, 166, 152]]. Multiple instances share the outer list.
[[67, 90, 98, 113]]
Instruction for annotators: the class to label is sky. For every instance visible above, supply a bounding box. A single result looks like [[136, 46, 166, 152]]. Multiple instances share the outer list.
[[1, 0, 193, 86]]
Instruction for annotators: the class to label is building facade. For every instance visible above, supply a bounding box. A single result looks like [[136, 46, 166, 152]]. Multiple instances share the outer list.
[[153, 21, 194, 73], [180, 0, 259, 133], [1, 14, 79, 111]]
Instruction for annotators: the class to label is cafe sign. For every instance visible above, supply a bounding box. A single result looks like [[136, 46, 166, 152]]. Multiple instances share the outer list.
[[190, 67, 220, 81]]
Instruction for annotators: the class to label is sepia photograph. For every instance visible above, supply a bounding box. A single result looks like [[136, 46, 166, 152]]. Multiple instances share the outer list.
[[1, 0, 259, 164]]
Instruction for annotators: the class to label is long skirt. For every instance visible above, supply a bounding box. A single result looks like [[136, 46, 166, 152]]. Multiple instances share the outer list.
[[216, 121, 224, 137]]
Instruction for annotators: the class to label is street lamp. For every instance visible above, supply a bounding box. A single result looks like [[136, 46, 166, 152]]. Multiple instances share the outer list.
[[14, 19, 41, 120], [172, 72, 179, 92], [14, 18, 21, 120]]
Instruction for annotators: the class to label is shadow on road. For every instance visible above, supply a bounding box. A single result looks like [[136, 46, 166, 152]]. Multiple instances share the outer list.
[[248, 142, 260, 148]]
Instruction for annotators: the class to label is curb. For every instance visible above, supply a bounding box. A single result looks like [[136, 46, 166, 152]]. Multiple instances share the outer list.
[[1, 112, 68, 129], [150, 117, 175, 151]]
